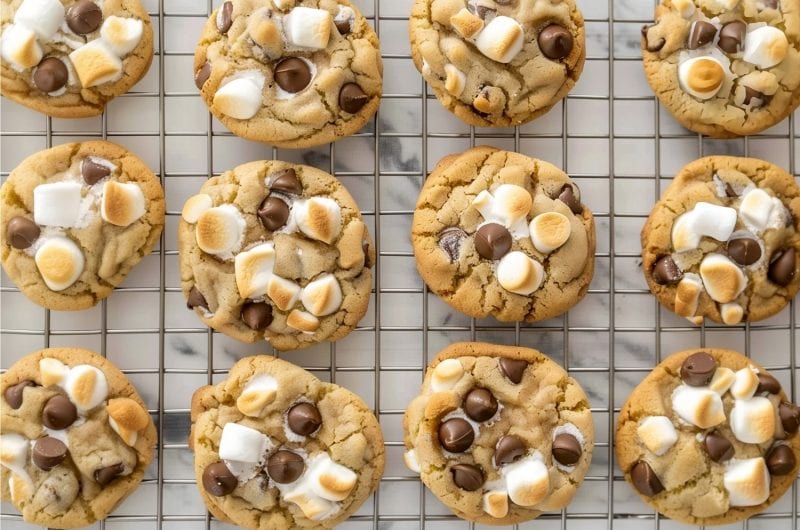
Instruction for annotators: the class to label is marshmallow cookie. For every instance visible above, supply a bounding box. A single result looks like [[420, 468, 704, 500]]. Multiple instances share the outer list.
[[0, 141, 165, 311], [409, 0, 585, 127], [190, 355, 384, 529], [412, 146, 595, 321], [403, 342, 593, 524], [642, 0, 800, 138], [194, 0, 382, 149], [1, 348, 156, 528], [616, 349, 800, 525], [1, 0, 154, 118], [642, 156, 800, 325], [179, 160, 374, 351]]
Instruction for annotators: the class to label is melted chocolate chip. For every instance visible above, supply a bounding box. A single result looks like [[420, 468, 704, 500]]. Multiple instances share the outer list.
[[32, 436, 68, 471], [258, 196, 290, 231], [339, 83, 369, 113], [267, 450, 305, 484], [33, 57, 68, 93], [557, 184, 583, 214], [4, 380, 36, 409], [552, 433, 582, 465], [779, 402, 800, 434], [94, 463, 125, 486], [680, 352, 717, 387], [756, 372, 781, 395], [704, 431, 734, 462], [743, 86, 771, 108], [652, 256, 682, 285], [499, 358, 527, 384], [438, 418, 475, 453], [438, 227, 467, 262], [630, 460, 664, 497], [217, 2, 234, 34], [724, 182, 739, 198], [335, 18, 351, 35], [718, 21, 746, 54], [270, 169, 302, 195], [463, 388, 498, 422], [187, 287, 208, 310], [203, 462, 237, 496], [766, 445, 796, 475], [538, 24, 573, 60], [769, 249, 796, 287], [66, 0, 103, 35], [81, 158, 111, 185], [241, 302, 273, 331], [474, 223, 512, 260], [495, 435, 526, 465], [727, 238, 762, 266], [6, 217, 40, 250], [450, 463, 483, 491], [195, 62, 212, 90], [274, 58, 312, 93], [687, 21, 717, 50], [42, 395, 78, 430], [287, 403, 322, 436]]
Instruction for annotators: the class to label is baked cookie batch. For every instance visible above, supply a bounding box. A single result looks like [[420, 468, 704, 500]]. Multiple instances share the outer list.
[[2, 0, 800, 528]]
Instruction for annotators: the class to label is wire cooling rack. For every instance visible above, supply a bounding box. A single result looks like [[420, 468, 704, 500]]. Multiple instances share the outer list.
[[1, 0, 799, 528]]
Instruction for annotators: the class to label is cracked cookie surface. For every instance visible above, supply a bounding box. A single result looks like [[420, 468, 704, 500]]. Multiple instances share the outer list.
[[616, 348, 800, 525], [642, 0, 800, 138], [0, 347, 156, 529], [409, 0, 585, 127], [412, 146, 595, 322], [403, 342, 594, 524], [641, 156, 800, 324], [0, 141, 165, 311], [194, 0, 382, 148], [190, 355, 384, 529]]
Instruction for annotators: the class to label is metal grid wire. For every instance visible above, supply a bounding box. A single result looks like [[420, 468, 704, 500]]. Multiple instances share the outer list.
[[1, 0, 798, 528]]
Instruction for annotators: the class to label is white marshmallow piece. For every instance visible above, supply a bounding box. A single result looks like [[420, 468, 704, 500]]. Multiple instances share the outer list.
[[483, 490, 510, 519], [234, 243, 276, 299], [709, 367, 736, 395], [236, 374, 279, 418], [473, 184, 533, 235], [14, 0, 65, 41], [39, 357, 68, 387], [300, 274, 342, 316], [287, 309, 320, 334], [404, 449, 420, 473], [196, 205, 246, 259], [724, 458, 770, 507], [0, 433, 29, 473], [219, 423, 271, 464], [739, 188, 774, 233], [213, 73, 265, 120], [34, 182, 83, 228], [699, 253, 748, 304], [671, 384, 726, 429], [295, 197, 342, 244], [743, 26, 788, 69], [730, 397, 776, 444], [69, 40, 123, 87], [101, 181, 145, 227], [693, 202, 738, 242], [100, 16, 144, 56], [721, 302, 744, 325], [285, 7, 332, 50], [64, 365, 108, 412], [678, 56, 726, 100], [730, 366, 759, 400], [530, 212, 572, 254], [444, 63, 467, 97], [637, 416, 679, 456], [672, 0, 696, 18], [431, 358, 464, 392], [1, 24, 43, 71], [475, 16, 524, 64], [35, 237, 85, 291], [674, 273, 703, 318], [671, 212, 701, 253], [497, 251, 545, 295], [267, 275, 302, 311], [181, 194, 213, 224], [307, 453, 358, 501], [504, 455, 550, 507], [281, 481, 337, 521]]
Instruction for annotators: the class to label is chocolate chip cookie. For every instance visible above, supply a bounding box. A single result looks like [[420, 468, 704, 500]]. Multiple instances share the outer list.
[[412, 146, 595, 322], [642, 0, 800, 138], [178, 160, 374, 351], [194, 0, 382, 148], [642, 156, 800, 325], [190, 355, 384, 529], [0, 141, 165, 311], [409, 0, 585, 127], [1, 347, 156, 528], [616, 348, 800, 525], [1, 0, 154, 118], [403, 342, 593, 524]]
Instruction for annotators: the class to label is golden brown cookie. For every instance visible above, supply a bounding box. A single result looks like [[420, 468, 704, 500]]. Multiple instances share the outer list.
[[616, 348, 800, 525], [0, 347, 156, 529]]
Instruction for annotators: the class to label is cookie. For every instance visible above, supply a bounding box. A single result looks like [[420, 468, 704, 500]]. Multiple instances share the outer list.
[[0, 141, 165, 311], [178, 160, 374, 351], [641, 156, 800, 325], [1, 0, 154, 118], [616, 348, 800, 525], [0, 347, 157, 529], [412, 146, 595, 322], [194, 0, 382, 149], [190, 355, 384, 529], [409, 0, 585, 127], [403, 342, 594, 524], [642, 0, 800, 138]]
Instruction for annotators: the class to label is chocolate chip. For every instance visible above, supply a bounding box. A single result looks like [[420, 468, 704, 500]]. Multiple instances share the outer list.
[[704, 431, 734, 462], [779, 402, 800, 434], [438, 418, 474, 453], [538, 24, 573, 60], [743, 86, 771, 107], [495, 435, 526, 465], [217, 2, 233, 34], [267, 450, 305, 484], [652, 255, 682, 285], [727, 238, 762, 266], [641, 25, 666, 52], [335, 18, 351, 35], [270, 169, 302, 195], [363, 239, 372, 268], [339, 83, 369, 113], [499, 358, 527, 384], [557, 184, 583, 214], [769, 249, 796, 287], [203, 461, 237, 496], [274, 58, 312, 93], [718, 21, 746, 54], [33, 436, 68, 471], [688, 20, 717, 50], [258, 196, 290, 231], [474, 223, 512, 260], [94, 463, 124, 486], [195, 62, 211, 90], [724, 182, 738, 198], [66, 0, 103, 35], [438, 227, 467, 262], [468, 4, 495, 19], [6, 217, 40, 250], [241, 302, 273, 331], [630, 460, 664, 497], [552, 433, 582, 465], [5, 380, 36, 409], [463, 388, 498, 422], [756, 372, 781, 395], [42, 395, 78, 430], [187, 286, 208, 310], [33, 57, 68, 93], [287, 403, 322, 436], [680, 352, 717, 387], [766, 445, 796, 475], [81, 158, 111, 185], [450, 463, 483, 491]]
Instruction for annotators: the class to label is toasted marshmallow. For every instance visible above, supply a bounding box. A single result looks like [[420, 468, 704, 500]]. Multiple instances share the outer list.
[[69, 40, 123, 87], [731, 367, 759, 400], [273, 0, 295, 9], [34, 181, 82, 228], [431, 358, 464, 392], [497, 252, 545, 295], [64, 365, 108, 412], [35, 237, 84, 291], [721, 303, 744, 325], [675, 273, 703, 318], [219, 422, 271, 464], [282, 483, 336, 521], [730, 397, 775, 444], [107, 397, 149, 446], [504, 455, 550, 507], [196, 205, 246, 259], [287, 309, 320, 334], [234, 243, 276, 299], [300, 274, 342, 316], [483, 490, 510, 519], [475, 16, 524, 64], [672, 0, 696, 17], [100, 16, 144, 56], [285, 7, 332, 49], [530, 212, 571, 254], [474, 184, 532, 236], [248, 10, 282, 56], [267, 275, 301, 311], [181, 194, 213, 224], [295, 197, 342, 244], [404, 449, 420, 473], [1, 25, 42, 71], [307, 453, 357, 501], [14, 0, 64, 40], [450, 8, 484, 39], [213, 72, 265, 120], [739, 188, 775, 233], [672, 384, 726, 428], [699, 253, 747, 304], [709, 367, 736, 395], [679, 56, 726, 100], [743, 26, 788, 69], [637, 416, 678, 456], [0, 433, 29, 472], [444, 64, 467, 97], [236, 374, 278, 417], [39, 357, 69, 387], [101, 181, 145, 227], [724, 458, 770, 507]]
